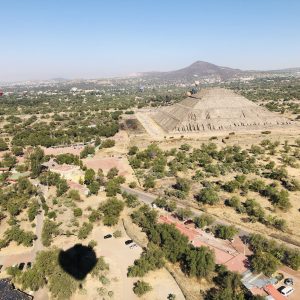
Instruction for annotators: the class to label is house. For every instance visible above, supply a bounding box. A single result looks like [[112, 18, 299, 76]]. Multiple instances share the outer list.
[[42, 159, 82, 181]]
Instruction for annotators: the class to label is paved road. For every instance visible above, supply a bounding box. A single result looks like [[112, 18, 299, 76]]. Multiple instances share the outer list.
[[121, 185, 254, 239]]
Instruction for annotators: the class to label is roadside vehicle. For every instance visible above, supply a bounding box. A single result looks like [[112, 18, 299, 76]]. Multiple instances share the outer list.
[[27, 262, 32, 269], [278, 286, 294, 296], [125, 239, 133, 245], [104, 234, 112, 239], [284, 278, 294, 286], [18, 263, 25, 270]]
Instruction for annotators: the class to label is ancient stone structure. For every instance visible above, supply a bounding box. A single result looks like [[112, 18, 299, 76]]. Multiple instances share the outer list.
[[151, 88, 291, 133]]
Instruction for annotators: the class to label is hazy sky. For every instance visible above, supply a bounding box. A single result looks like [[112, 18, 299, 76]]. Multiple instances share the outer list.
[[1, 0, 300, 82]]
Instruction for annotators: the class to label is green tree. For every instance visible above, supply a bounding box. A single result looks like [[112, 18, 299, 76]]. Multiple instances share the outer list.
[[250, 252, 280, 276], [100, 198, 124, 226], [84, 168, 95, 185], [196, 188, 219, 205], [0, 138, 8, 151], [213, 224, 238, 240]]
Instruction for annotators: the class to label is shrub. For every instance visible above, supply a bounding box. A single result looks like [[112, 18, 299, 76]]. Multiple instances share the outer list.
[[213, 224, 238, 240], [78, 222, 93, 239], [73, 208, 83, 217], [196, 188, 219, 205], [133, 280, 152, 297], [193, 214, 215, 228]]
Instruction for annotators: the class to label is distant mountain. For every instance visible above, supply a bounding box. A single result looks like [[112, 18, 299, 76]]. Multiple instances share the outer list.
[[139, 61, 300, 83], [140, 61, 245, 81]]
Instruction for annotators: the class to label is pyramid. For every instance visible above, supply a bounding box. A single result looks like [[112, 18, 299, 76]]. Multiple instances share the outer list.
[[151, 88, 291, 133]]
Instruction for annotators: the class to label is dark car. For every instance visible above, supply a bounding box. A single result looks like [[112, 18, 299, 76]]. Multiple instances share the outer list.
[[18, 263, 25, 270], [0, 265, 3, 272], [284, 278, 294, 286], [125, 239, 133, 245], [27, 262, 32, 269], [104, 234, 112, 239]]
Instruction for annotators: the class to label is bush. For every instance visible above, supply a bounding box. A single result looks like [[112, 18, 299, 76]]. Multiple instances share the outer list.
[[133, 280, 152, 297], [78, 222, 93, 239], [225, 196, 240, 208], [250, 252, 280, 276], [193, 214, 215, 228], [73, 208, 83, 217], [42, 218, 59, 246], [196, 187, 219, 205], [113, 230, 122, 238], [100, 198, 124, 226], [68, 189, 81, 201], [176, 208, 192, 221], [128, 244, 164, 277], [100, 139, 115, 148], [213, 224, 238, 240]]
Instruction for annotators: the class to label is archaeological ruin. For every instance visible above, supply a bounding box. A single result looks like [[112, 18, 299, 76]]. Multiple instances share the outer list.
[[151, 88, 292, 133]]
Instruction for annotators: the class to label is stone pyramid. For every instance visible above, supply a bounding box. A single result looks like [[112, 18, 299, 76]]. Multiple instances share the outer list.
[[151, 88, 291, 133]]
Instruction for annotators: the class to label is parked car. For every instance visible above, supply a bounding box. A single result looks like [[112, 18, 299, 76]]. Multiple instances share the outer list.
[[284, 278, 294, 286], [104, 234, 112, 239], [26, 262, 32, 269], [125, 239, 133, 245], [0, 265, 3, 272], [278, 286, 294, 296], [18, 263, 25, 270]]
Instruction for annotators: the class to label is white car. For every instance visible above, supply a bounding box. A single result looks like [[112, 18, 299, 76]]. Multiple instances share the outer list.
[[278, 286, 294, 296]]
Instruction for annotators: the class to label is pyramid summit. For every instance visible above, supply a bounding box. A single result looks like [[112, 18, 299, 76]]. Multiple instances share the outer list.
[[151, 88, 291, 133]]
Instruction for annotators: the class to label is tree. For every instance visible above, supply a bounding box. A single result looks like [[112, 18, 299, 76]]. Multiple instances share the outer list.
[[250, 252, 280, 276], [0, 138, 8, 151], [100, 139, 115, 148], [2, 153, 17, 169], [128, 146, 139, 155], [56, 178, 69, 196], [88, 181, 100, 195], [30, 147, 44, 178], [128, 244, 165, 277], [143, 176, 155, 190], [182, 246, 215, 278], [133, 280, 152, 297], [28, 200, 40, 222], [176, 207, 192, 221], [80, 145, 95, 158], [196, 188, 219, 205], [84, 168, 95, 185], [213, 224, 238, 240], [78, 222, 93, 239], [68, 189, 81, 201], [42, 218, 59, 246], [5, 225, 36, 247], [107, 167, 119, 179], [100, 197, 124, 226], [12, 145, 24, 156], [174, 177, 191, 194], [194, 214, 215, 228], [105, 178, 121, 196]]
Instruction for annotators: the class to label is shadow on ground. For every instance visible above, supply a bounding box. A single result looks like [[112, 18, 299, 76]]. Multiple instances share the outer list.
[[59, 244, 97, 280]]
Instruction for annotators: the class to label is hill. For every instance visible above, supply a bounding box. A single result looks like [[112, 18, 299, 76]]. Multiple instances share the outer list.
[[141, 61, 244, 82]]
